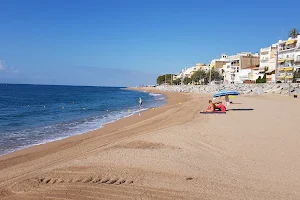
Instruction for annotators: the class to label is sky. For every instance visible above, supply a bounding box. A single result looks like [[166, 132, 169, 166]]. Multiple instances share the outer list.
[[0, 0, 299, 86]]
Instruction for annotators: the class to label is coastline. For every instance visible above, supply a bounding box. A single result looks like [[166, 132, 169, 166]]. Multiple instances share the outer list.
[[1, 89, 300, 199], [0, 88, 166, 157], [0, 88, 190, 168]]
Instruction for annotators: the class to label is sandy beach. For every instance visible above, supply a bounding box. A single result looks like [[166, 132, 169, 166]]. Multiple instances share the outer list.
[[1, 88, 300, 200]]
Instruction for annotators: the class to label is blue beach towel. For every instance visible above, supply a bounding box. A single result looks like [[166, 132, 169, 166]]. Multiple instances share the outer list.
[[200, 111, 226, 114]]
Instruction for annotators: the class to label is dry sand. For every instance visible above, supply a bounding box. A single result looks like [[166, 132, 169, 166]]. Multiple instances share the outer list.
[[0, 88, 300, 200]]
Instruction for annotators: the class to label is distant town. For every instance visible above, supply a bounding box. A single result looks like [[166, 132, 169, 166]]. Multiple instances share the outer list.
[[157, 29, 300, 85]]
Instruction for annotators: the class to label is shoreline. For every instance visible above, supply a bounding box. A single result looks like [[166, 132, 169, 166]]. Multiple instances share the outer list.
[[0, 88, 189, 166], [0, 88, 166, 157]]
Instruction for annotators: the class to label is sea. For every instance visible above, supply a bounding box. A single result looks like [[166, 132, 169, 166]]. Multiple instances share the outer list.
[[0, 84, 166, 156]]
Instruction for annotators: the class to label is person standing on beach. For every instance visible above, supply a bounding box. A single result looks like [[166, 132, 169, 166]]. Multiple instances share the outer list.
[[139, 97, 142, 108], [225, 94, 230, 109]]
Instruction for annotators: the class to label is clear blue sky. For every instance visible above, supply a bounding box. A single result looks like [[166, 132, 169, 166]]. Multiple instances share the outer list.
[[0, 0, 299, 86]]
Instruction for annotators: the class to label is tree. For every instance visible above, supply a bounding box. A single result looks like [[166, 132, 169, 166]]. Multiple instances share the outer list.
[[173, 78, 181, 85], [288, 28, 299, 39], [294, 69, 300, 83], [165, 74, 172, 84], [206, 69, 223, 82], [256, 74, 266, 83], [256, 76, 262, 83], [156, 75, 165, 85], [292, 70, 300, 83], [156, 74, 175, 85], [183, 77, 192, 85], [191, 69, 206, 84]]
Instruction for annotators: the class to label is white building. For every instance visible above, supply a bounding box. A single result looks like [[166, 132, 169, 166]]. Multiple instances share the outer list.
[[213, 53, 260, 84], [260, 44, 278, 71], [174, 63, 209, 80], [173, 67, 194, 81], [195, 63, 210, 73], [210, 54, 229, 68], [221, 63, 231, 83], [259, 44, 277, 82], [182, 66, 196, 78], [276, 35, 300, 83]]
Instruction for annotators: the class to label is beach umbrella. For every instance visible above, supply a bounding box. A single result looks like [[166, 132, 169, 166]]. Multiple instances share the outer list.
[[213, 90, 240, 98]]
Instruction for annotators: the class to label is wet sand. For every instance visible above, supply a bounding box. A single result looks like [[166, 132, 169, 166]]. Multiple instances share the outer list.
[[1, 88, 300, 200]]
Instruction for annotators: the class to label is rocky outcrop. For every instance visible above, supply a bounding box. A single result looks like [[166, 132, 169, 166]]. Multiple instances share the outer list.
[[156, 83, 300, 96]]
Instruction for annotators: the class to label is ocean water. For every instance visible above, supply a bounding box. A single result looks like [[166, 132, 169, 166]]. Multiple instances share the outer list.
[[0, 84, 166, 156]]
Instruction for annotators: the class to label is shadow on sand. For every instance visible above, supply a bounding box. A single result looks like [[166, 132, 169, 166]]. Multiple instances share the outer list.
[[228, 108, 254, 111]]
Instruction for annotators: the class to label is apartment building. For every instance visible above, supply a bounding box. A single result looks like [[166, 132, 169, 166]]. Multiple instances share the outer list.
[[210, 54, 229, 69], [174, 63, 209, 80], [173, 67, 193, 80], [277, 35, 300, 83], [259, 44, 277, 82], [211, 53, 260, 84]]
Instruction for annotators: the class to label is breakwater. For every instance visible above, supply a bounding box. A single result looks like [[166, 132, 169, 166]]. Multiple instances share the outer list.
[[156, 83, 300, 95]]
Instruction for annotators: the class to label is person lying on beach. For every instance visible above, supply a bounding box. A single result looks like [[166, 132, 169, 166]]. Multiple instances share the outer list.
[[205, 100, 215, 112], [214, 102, 227, 111], [204, 99, 227, 112]]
